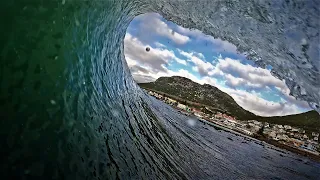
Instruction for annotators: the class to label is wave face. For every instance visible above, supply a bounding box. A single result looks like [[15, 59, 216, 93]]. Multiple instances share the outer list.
[[0, 0, 319, 179]]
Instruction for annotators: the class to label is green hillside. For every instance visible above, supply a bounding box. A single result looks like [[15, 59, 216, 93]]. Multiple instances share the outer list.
[[139, 76, 320, 134]]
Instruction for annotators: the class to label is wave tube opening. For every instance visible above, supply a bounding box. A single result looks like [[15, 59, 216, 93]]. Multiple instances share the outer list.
[[0, 0, 319, 179]]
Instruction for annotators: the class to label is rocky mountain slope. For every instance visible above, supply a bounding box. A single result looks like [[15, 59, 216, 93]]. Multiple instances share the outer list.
[[139, 76, 320, 133], [139, 76, 256, 120]]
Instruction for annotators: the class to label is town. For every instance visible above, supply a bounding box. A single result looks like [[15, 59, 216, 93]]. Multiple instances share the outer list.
[[147, 90, 320, 156]]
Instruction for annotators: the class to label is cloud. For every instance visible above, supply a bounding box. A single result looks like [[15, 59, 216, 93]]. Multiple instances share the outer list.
[[174, 57, 187, 65], [124, 33, 188, 82], [124, 33, 186, 73], [135, 13, 190, 45], [216, 86, 304, 116], [125, 13, 311, 116], [154, 42, 166, 48], [211, 57, 288, 91], [178, 50, 215, 76], [176, 26, 239, 55]]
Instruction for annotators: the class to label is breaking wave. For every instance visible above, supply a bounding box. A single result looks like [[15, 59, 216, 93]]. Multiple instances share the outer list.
[[0, 0, 319, 179]]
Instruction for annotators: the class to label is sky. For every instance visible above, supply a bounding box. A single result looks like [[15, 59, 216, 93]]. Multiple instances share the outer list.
[[124, 13, 311, 117]]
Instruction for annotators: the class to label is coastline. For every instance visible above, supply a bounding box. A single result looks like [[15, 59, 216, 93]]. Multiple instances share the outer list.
[[144, 89, 320, 162], [196, 116, 320, 162]]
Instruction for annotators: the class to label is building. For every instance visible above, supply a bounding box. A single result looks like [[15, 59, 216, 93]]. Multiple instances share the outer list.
[[301, 143, 318, 152], [290, 138, 304, 147], [165, 98, 177, 105], [253, 121, 262, 126], [277, 125, 284, 129], [278, 129, 286, 133], [276, 134, 289, 141], [269, 131, 277, 139], [291, 128, 299, 132], [241, 129, 253, 135], [194, 113, 203, 118], [284, 125, 292, 130], [312, 132, 319, 137], [294, 133, 303, 140], [177, 103, 187, 110]]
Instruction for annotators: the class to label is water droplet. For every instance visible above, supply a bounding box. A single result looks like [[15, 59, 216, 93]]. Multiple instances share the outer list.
[[75, 18, 80, 26], [50, 100, 56, 105], [62, 0, 65, 5], [301, 38, 307, 45], [187, 118, 196, 127], [111, 109, 120, 117]]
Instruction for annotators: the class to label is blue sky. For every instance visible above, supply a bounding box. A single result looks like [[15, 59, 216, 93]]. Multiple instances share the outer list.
[[124, 13, 311, 117]]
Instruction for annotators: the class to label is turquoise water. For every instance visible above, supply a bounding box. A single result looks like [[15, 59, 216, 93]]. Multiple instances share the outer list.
[[0, 0, 319, 179]]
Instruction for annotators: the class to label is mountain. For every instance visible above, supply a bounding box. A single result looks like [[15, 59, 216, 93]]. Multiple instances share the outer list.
[[139, 76, 257, 120], [139, 76, 320, 133], [257, 111, 320, 134]]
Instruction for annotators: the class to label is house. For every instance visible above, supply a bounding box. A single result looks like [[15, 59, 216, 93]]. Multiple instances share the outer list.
[[290, 138, 304, 147], [312, 132, 319, 137], [242, 129, 253, 136], [269, 131, 277, 138], [278, 129, 286, 133], [253, 121, 262, 126], [303, 134, 309, 139], [166, 98, 176, 105], [177, 103, 187, 110], [248, 123, 255, 127], [284, 125, 292, 130], [194, 113, 203, 118], [314, 137, 318, 141], [275, 134, 289, 141], [277, 125, 284, 129], [294, 133, 303, 139], [301, 143, 317, 151], [273, 136, 280, 141]]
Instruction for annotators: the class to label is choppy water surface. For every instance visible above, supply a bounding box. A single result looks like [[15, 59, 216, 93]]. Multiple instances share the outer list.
[[0, 0, 319, 179]]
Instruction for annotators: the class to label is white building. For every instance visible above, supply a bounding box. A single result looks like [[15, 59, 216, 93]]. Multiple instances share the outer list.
[[284, 125, 292, 130], [194, 113, 203, 118], [177, 103, 187, 110], [253, 121, 262, 126], [276, 134, 289, 141], [277, 125, 284, 129], [269, 131, 277, 138], [242, 129, 253, 136], [278, 129, 286, 133]]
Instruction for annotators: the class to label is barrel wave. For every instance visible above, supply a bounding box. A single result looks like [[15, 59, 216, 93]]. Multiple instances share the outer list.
[[0, 0, 319, 179]]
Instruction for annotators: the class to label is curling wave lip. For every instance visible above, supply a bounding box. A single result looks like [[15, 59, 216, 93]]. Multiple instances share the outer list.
[[0, 0, 319, 179]]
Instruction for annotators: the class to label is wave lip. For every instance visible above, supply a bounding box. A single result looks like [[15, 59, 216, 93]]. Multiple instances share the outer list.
[[0, 0, 319, 179], [149, 0, 320, 113]]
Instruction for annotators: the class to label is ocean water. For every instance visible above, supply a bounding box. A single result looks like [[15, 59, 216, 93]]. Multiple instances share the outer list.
[[0, 0, 319, 179]]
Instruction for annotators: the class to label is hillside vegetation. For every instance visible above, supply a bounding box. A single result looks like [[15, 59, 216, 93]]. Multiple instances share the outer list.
[[139, 76, 320, 133]]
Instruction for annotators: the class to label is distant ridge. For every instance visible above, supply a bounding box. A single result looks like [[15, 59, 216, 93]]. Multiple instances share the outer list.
[[139, 76, 320, 134]]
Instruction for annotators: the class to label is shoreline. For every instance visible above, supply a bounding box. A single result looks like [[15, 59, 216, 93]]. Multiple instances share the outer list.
[[145, 89, 320, 162], [196, 116, 320, 162]]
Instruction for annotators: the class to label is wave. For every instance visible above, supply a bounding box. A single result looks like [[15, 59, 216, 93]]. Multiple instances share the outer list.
[[0, 0, 319, 179]]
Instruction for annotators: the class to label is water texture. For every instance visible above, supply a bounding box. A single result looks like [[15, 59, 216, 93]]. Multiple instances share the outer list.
[[0, 0, 319, 179]]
